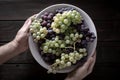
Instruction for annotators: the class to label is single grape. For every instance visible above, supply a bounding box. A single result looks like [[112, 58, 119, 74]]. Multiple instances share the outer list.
[[66, 62, 72, 67]]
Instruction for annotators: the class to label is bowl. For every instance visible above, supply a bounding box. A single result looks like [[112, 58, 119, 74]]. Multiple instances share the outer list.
[[29, 4, 97, 73]]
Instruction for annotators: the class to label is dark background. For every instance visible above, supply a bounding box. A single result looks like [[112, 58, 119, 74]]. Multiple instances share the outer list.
[[0, 0, 120, 80]]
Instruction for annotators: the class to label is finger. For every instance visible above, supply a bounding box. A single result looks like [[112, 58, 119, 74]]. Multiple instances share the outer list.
[[83, 57, 93, 68], [20, 14, 37, 32], [87, 53, 96, 74]]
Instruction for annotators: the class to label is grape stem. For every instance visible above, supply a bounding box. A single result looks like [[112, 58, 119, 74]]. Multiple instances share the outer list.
[[73, 42, 76, 50], [65, 47, 73, 49]]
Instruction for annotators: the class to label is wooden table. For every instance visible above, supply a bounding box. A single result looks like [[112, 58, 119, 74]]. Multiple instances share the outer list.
[[0, 0, 120, 80]]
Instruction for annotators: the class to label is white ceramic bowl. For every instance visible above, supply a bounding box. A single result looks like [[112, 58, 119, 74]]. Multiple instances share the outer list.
[[29, 4, 97, 73]]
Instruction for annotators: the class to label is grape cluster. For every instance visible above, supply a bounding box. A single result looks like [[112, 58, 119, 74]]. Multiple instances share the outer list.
[[30, 19, 48, 42], [41, 12, 54, 28], [48, 50, 87, 73], [41, 36, 65, 56], [51, 10, 82, 33], [29, 7, 96, 74]]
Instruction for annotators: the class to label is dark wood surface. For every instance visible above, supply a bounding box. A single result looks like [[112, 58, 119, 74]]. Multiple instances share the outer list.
[[0, 0, 120, 80]]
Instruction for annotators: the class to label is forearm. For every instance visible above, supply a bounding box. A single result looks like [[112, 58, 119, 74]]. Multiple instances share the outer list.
[[0, 41, 19, 64]]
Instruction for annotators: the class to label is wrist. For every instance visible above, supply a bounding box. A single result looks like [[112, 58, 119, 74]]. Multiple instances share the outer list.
[[10, 40, 21, 54]]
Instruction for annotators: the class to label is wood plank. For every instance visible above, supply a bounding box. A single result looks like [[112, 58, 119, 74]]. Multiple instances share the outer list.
[[0, 63, 119, 80], [0, 64, 67, 80], [0, 0, 119, 20], [0, 20, 120, 42], [84, 63, 120, 80]]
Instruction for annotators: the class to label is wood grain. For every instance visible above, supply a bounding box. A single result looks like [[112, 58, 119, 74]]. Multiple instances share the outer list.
[[0, 0, 119, 20]]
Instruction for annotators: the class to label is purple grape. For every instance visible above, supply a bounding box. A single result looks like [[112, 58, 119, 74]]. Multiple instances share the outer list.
[[47, 15, 52, 20], [81, 40, 87, 48], [48, 29, 53, 34], [47, 23, 51, 27], [86, 37, 90, 41], [41, 20, 47, 26], [47, 20, 52, 23], [49, 12, 54, 17], [43, 16, 47, 20]]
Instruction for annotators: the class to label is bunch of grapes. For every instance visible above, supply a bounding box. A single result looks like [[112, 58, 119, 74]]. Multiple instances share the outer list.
[[30, 19, 48, 43], [41, 12, 54, 28], [29, 7, 96, 73], [51, 10, 82, 33]]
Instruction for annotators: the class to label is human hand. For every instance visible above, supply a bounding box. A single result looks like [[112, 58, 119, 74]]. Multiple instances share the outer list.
[[65, 52, 96, 80], [12, 15, 36, 53]]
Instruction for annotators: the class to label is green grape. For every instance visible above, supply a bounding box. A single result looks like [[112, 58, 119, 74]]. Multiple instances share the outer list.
[[83, 48, 87, 52], [60, 43, 65, 48], [83, 52, 87, 56], [36, 35, 40, 40], [64, 54, 69, 58], [58, 21, 62, 25], [55, 36, 59, 41], [56, 52, 60, 56], [63, 19, 69, 24], [70, 33, 74, 38], [69, 56, 74, 62], [61, 53, 65, 56], [65, 36, 69, 40], [58, 40, 62, 44], [32, 33, 36, 38], [79, 48, 84, 52], [69, 52, 75, 57], [52, 50, 56, 54], [71, 13, 75, 19], [66, 62, 71, 67], [55, 59, 60, 64], [79, 34, 83, 38], [54, 17, 59, 23], [60, 29, 65, 33], [61, 56, 65, 60], [40, 33, 45, 38], [72, 60, 76, 64], [37, 32, 40, 35], [30, 28, 34, 33], [60, 24, 66, 29], [62, 12, 67, 18], [55, 28, 60, 33], [60, 60, 65, 64], [50, 43, 54, 47], [65, 40, 70, 44], [73, 10, 77, 14], [75, 33, 79, 38], [55, 43, 59, 47], [43, 46, 48, 51], [40, 28, 44, 33], [75, 52, 80, 57], [59, 16, 64, 21], [72, 37, 77, 41], [56, 13, 61, 17], [51, 22, 57, 28], [33, 38, 38, 43], [48, 48, 52, 53], [35, 23, 40, 28]]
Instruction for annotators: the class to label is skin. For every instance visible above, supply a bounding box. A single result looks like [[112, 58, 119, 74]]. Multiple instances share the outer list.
[[0, 14, 96, 80], [0, 16, 32, 64], [65, 52, 96, 80]]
